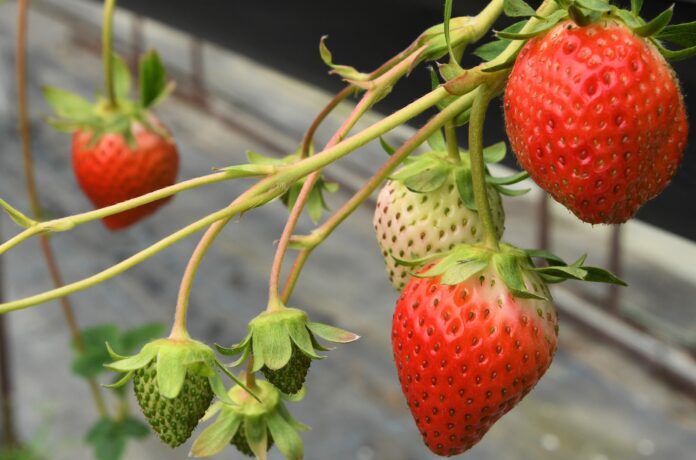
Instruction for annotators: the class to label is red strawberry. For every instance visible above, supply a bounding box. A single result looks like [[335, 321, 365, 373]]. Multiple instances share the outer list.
[[72, 121, 179, 230], [392, 260, 557, 456], [504, 18, 688, 224]]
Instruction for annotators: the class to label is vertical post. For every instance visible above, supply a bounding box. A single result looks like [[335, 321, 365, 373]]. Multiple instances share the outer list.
[[190, 37, 207, 107], [129, 14, 144, 76], [607, 225, 622, 312], [0, 225, 18, 448]]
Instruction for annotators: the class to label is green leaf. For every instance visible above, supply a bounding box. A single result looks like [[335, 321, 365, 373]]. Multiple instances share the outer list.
[[155, 347, 188, 398], [207, 372, 235, 405], [103, 370, 134, 389], [454, 167, 476, 210], [504, 0, 536, 17], [440, 259, 489, 285], [139, 50, 168, 108], [73, 350, 112, 378], [403, 164, 450, 193], [86, 418, 127, 460], [534, 265, 589, 280], [427, 129, 446, 151], [574, 0, 612, 13], [42, 86, 93, 119], [319, 36, 370, 81], [631, 0, 643, 15], [633, 6, 673, 37], [474, 21, 526, 61], [494, 254, 547, 300], [190, 411, 242, 457], [496, 10, 567, 39], [121, 323, 165, 354], [266, 411, 304, 460], [276, 402, 311, 432], [613, 8, 643, 28], [112, 53, 131, 101], [482, 142, 506, 164], [307, 322, 360, 343], [306, 185, 326, 224], [217, 163, 275, 178], [246, 150, 284, 165], [120, 417, 149, 438]]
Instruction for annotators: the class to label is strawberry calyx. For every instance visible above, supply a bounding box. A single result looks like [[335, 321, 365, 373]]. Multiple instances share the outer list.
[[104, 336, 255, 405], [383, 131, 530, 208], [245, 149, 339, 224], [190, 379, 308, 459], [396, 241, 626, 299], [478, 0, 696, 63], [216, 308, 359, 395], [43, 50, 173, 147]]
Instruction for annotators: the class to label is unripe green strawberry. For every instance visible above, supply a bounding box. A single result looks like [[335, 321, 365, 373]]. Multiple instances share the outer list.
[[231, 420, 275, 457], [260, 344, 312, 395], [133, 361, 213, 447], [374, 160, 506, 291]]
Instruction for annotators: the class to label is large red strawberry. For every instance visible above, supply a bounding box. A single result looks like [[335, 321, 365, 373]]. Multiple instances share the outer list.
[[72, 122, 178, 230], [44, 50, 179, 230], [391, 242, 625, 456], [504, 17, 688, 224]]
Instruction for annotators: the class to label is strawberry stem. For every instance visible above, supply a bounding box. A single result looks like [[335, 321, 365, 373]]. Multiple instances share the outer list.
[[444, 121, 462, 164], [102, 0, 118, 109], [468, 83, 503, 251]]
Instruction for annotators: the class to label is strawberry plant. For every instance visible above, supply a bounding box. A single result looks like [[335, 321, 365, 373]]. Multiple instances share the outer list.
[[2, 0, 695, 458]]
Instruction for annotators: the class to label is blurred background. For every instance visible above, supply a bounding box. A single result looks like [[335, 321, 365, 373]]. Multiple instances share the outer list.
[[1, 0, 695, 459]]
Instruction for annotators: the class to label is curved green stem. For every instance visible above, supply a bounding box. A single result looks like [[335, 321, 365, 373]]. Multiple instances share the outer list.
[[444, 121, 461, 164], [0, 84, 450, 314], [282, 88, 483, 301], [468, 84, 500, 250], [0, 171, 238, 256], [102, 0, 118, 109]]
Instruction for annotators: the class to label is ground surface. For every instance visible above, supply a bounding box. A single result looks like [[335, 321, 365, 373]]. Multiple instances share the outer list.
[[1, 1, 695, 459]]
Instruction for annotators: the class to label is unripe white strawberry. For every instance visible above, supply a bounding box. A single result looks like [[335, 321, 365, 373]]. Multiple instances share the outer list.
[[374, 176, 505, 291]]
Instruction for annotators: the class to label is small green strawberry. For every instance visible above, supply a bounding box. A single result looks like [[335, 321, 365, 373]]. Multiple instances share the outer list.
[[218, 307, 359, 395], [191, 379, 308, 460], [374, 136, 529, 291], [106, 337, 253, 447]]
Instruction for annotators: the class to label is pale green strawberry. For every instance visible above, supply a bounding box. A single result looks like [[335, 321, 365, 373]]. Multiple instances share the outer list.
[[373, 139, 526, 291]]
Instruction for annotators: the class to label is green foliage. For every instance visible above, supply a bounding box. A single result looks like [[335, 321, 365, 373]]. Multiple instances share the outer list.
[[504, 0, 536, 17], [86, 417, 149, 460], [71, 322, 164, 379]]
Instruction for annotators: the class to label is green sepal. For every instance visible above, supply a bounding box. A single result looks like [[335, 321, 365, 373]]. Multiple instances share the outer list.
[[504, 0, 537, 18], [454, 166, 477, 211], [632, 6, 673, 37], [574, 0, 612, 13], [216, 332, 252, 356], [42, 86, 93, 120], [190, 410, 242, 457], [496, 10, 567, 39], [0, 198, 36, 228], [266, 410, 304, 460], [306, 322, 360, 343], [281, 385, 307, 402], [276, 400, 310, 432], [526, 248, 567, 266], [474, 21, 526, 61], [319, 36, 371, 81], [613, 8, 643, 29], [139, 50, 171, 108], [427, 129, 446, 151], [103, 370, 134, 389], [112, 53, 132, 102], [216, 163, 275, 178], [208, 369, 235, 405], [483, 142, 506, 163], [286, 322, 322, 359], [656, 21, 696, 48], [487, 170, 529, 186], [104, 345, 157, 372], [440, 259, 490, 285], [379, 136, 396, 156], [156, 345, 188, 398], [245, 415, 269, 460], [494, 185, 531, 196], [105, 341, 127, 360], [631, 0, 644, 15], [403, 163, 450, 193], [652, 40, 696, 61], [493, 253, 548, 300], [253, 317, 294, 371]]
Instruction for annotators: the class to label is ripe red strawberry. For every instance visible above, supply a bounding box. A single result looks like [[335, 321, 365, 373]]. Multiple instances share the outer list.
[[504, 18, 688, 224], [392, 262, 557, 456], [72, 121, 179, 230]]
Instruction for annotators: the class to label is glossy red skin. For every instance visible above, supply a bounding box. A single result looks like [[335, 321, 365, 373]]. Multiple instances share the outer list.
[[392, 269, 557, 456], [72, 123, 179, 230], [504, 19, 688, 224]]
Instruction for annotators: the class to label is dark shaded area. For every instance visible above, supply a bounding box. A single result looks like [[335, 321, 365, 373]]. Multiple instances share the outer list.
[[105, 0, 696, 241]]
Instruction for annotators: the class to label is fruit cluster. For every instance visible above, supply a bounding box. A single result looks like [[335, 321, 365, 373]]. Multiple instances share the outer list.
[[2, 0, 694, 459]]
